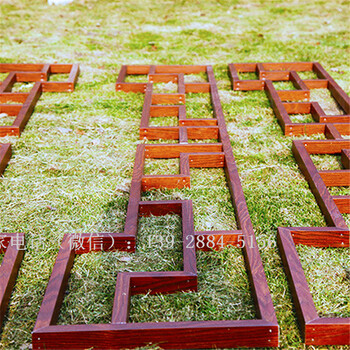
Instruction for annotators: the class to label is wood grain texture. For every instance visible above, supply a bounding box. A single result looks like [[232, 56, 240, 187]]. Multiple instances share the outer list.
[[33, 65, 279, 349], [228, 62, 350, 137], [0, 233, 25, 329], [278, 227, 350, 345]]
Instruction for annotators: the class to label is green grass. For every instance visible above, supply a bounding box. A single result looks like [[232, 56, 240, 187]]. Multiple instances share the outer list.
[[0, 0, 349, 349]]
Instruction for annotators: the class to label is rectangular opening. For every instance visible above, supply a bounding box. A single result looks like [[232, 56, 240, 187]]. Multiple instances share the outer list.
[[329, 187, 350, 196], [141, 168, 237, 231], [187, 139, 218, 144], [129, 247, 256, 322], [0, 114, 15, 126], [0, 97, 24, 104], [310, 154, 343, 170], [238, 72, 258, 80], [297, 71, 319, 80], [289, 113, 314, 123], [310, 89, 345, 115], [191, 168, 237, 231], [296, 245, 349, 318], [148, 116, 178, 126], [186, 93, 213, 119], [144, 158, 179, 175], [273, 81, 296, 90], [152, 82, 178, 94], [49, 73, 69, 82], [57, 251, 121, 325], [146, 139, 178, 144], [136, 214, 183, 266], [344, 214, 350, 226], [125, 75, 147, 83], [11, 82, 34, 92], [184, 73, 207, 83]]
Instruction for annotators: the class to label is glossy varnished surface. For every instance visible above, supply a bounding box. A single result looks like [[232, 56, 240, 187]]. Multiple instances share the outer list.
[[33, 65, 279, 349]]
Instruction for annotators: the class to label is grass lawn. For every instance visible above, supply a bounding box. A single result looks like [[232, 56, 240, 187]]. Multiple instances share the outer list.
[[0, 0, 349, 349]]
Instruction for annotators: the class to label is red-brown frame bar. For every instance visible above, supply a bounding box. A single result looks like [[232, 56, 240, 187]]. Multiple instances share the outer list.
[[0, 64, 79, 137], [0, 143, 11, 176], [0, 233, 25, 329], [228, 62, 350, 136], [292, 138, 350, 227], [32, 65, 279, 349]]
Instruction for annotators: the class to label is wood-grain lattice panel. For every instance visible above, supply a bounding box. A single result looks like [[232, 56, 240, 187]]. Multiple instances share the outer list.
[[32, 65, 279, 349], [0, 63, 79, 137], [0, 143, 11, 176], [228, 62, 350, 136], [229, 62, 350, 345]]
